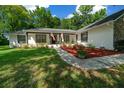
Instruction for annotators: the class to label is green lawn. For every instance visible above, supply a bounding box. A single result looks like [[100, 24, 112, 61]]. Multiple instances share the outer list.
[[0, 46, 124, 88]]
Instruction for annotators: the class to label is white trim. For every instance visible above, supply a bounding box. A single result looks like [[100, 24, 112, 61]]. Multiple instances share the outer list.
[[77, 15, 109, 32], [80, 21, 113, 33], [11, 28, 76, 34], [78, 10, 124, 33]]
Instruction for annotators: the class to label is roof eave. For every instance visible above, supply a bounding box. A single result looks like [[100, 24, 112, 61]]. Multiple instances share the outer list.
[[78, 21, 113, 33]]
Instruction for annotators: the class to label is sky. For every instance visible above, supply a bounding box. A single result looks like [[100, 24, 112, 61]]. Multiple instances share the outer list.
[[107, 5, 124, 15], [25, 5, 124, 19]]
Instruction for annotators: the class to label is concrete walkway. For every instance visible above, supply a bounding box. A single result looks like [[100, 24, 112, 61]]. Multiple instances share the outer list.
[[55, 48, 124, 70]]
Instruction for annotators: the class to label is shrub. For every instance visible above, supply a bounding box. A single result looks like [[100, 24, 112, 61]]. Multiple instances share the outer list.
[[73, 44, 85, 50], [100, 47, 106, 50], [79, 44, 85, 49], [88, 44, 95, 49], [77, 50, 87, 59], [68, 43, 73, 48], [36, 43, 49, 48], [73, 44, 79, 50], [71, 40, 75, 44], [21, 44, 29, 48], [44, 44, 48, 48], [114, 40, 124, 51], [61, 43, 67, 48], [0, 36, 9, 45], [37, 43, 43, 48]]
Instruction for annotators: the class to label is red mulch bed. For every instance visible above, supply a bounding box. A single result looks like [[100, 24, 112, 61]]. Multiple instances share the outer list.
[[60, 46, 122, 58]]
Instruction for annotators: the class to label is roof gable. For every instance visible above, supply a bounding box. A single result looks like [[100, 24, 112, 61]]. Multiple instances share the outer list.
[[78, 9, 124, 32]]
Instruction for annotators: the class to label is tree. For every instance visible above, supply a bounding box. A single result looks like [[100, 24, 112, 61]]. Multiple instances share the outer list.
[[0, 5, 31, 33], [61, 5, 107, 30], [30, 6, 54, 28], [61, 19, 71, 29], [0, 5, 106, 33], [76, 5, 94, 28], [92, 8, 106, 22], [51, 17, 61, 28], [69, 13, 82, 30], [77, 5, 106, 28]]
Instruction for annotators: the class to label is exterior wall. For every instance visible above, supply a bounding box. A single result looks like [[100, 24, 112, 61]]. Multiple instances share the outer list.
[[77, 33, 81, 43], [62, 34, 77, 44], [69, 35, 76, 43], [46, 34, 50, 44], [9, 32, 77, 47], [9, 34, 19, 48], [28, 33, 36, 47], [114, 14, 124, 49], [87, 23, 114, 50], [57, 34, 61, 43], [28, 33, 51, 47]]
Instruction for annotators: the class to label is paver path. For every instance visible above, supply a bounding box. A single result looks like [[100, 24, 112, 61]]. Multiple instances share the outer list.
[[55, 48, 124, 70]]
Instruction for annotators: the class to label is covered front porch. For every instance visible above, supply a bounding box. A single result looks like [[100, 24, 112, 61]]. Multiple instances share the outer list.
[[9, 28, 77, 48], [27, 32, 77, 47]]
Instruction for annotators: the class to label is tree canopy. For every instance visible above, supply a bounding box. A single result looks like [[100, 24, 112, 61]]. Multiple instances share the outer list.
[[0, 5, 107, 34], [0, 5, 31, 33], [61, 5, 106, 30]]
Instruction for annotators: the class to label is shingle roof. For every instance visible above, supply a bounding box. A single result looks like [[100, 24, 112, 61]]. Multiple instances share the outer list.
[[78, 9, 124, 32], [25, 28, 76, 33], [11, 28, 76, 34]]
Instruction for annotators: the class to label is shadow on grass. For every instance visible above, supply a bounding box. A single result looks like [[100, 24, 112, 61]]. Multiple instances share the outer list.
[[0, 45, 10, 51], [0, 47, 124, 87]]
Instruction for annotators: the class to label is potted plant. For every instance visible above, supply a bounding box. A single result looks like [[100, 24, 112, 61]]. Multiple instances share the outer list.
[[77, 50, 87, 59]]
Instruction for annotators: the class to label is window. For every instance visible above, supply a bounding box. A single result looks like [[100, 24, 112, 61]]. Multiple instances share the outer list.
[[36, 34, 46, 43], [17, 35, 26, 43], [81, 32, 88, 42], [64, 34, 70, 43]]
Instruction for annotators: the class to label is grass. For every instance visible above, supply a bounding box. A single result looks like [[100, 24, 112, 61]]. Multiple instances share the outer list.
[[0, 46, 124, 88]]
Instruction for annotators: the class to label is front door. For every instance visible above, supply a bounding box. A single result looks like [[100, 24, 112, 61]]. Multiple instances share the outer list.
[[50, 34, 57, 44]]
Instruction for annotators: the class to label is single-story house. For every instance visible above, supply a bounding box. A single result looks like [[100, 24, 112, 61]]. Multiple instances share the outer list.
[[77, 9, 124, 50], [8, 9, 124, 50], [8, 28, 77, 48]]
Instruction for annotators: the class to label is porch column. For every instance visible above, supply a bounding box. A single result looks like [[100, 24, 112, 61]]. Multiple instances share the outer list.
[[50, 33, 55, 41], [61, 33, 64, 42], [77, 33, 81, 44], [46, 34, 50, 44], [57, 34, 60, 43]]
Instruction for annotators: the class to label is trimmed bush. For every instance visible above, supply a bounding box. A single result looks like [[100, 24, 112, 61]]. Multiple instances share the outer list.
[[77, 50, 87, 59], [88, 44, 95, 49], [114, 40, 124, 51], [73, 44, 85, 50]]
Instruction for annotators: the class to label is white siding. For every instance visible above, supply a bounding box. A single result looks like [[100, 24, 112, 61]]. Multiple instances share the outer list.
[[87, 23, 114, 50], [77, 33, 81, 43], [9, 34, 19, 48], [46, 34, 50, 44], [28, 33, 36, 47]]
